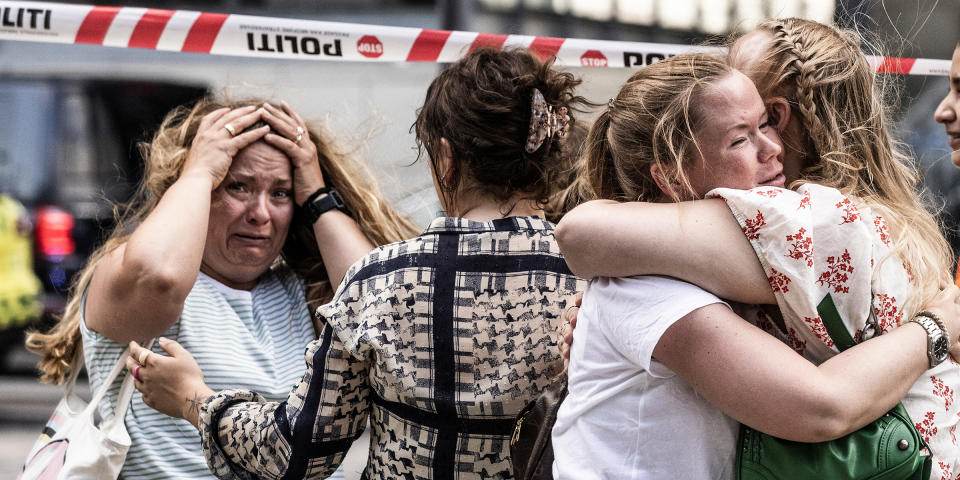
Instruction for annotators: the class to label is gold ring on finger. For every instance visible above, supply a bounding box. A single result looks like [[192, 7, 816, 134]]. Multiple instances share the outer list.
[[224, 123, 237, 137], [295, 126, 304, 144]]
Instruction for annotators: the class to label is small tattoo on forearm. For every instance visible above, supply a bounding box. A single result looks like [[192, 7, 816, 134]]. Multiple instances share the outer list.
[[186, 392, 204, 418]]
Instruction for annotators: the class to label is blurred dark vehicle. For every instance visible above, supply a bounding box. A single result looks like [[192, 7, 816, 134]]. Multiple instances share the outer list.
[[0, 79, 207, 369]]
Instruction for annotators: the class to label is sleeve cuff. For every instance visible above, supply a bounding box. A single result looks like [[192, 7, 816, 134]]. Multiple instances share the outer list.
[[199, 389, 266, 480]]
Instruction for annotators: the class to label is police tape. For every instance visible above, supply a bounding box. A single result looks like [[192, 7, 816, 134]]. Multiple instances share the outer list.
[[0, 1, 952, 75]]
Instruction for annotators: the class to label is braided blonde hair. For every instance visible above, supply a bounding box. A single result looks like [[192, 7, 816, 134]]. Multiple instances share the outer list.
[[742, 18, 952, 316], [26, 97, 418, 384]]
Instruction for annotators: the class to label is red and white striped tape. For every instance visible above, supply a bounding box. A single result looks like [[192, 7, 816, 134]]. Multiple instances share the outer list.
[[0, 1, 952, 75]]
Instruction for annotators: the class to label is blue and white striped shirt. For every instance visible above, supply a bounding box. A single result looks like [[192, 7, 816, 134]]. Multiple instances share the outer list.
[[82, 268, 339, 479]]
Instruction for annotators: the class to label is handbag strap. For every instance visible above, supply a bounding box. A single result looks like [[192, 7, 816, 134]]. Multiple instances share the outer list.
[[817, 294, 857, 351], [76, 287, 154, 423], [61, 349, 85, 400], [114, 339, 154, 421], [82, 345, 133, 417], [82, 338, 154, 424]]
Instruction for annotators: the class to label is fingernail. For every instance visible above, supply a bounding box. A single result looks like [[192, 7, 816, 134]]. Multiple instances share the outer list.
[[158, 337, 169, 344]]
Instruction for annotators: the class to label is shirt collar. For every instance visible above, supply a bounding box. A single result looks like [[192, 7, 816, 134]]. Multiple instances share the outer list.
[[421, 215, 554, 235]]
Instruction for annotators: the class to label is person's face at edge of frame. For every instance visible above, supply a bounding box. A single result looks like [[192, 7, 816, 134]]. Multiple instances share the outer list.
[[729, 29, 805, 185], [683, 70, 785, 196], [201, 141, 295, 290], [934, 44, 960, 167]]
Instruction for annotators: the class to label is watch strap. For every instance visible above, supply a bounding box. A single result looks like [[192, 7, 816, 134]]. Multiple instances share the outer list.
[[303, 188, 347, 225], [910, 315, 948, 368], [918, 310, 948, 340], [301, 187, 331, 208]]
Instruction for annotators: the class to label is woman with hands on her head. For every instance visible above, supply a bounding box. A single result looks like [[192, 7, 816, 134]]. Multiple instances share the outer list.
[[26, 98, 415, 479]]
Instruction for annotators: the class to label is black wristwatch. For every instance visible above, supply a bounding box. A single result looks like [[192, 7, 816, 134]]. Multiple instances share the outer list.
[[302, 187, 348, 225]]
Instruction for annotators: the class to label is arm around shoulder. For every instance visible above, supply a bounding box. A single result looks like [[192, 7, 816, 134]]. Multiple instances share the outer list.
[[556, 199, 773, 304]]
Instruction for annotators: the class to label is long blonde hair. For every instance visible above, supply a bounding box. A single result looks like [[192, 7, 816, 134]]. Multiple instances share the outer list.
[[26, 97, 418, 384], [582, 53, 734, 202], [742, 18, 952, 316]]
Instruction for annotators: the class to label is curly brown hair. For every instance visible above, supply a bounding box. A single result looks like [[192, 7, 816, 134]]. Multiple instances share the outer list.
[[413, 48, 591, 214]]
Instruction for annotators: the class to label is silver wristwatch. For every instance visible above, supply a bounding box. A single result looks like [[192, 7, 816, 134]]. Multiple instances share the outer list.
[[911, 314, 949, 368]]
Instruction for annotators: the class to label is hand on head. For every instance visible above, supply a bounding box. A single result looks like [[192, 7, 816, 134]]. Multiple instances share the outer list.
[[125, 337, 212, 427], [260, 101, 327, 206], [183, 105, 269, 189]]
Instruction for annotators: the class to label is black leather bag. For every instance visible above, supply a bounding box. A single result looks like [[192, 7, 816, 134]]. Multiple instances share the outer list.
[[510, 373, 567, 480]]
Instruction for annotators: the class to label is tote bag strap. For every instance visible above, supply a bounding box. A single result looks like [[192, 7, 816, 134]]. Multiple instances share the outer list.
[[61, 349, 85, 400], [113, 339, 154, 422], [82, 338, 154, 425]]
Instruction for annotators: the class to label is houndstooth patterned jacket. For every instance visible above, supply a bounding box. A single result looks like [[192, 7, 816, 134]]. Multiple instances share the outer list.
[[198, 216, 584, 480]]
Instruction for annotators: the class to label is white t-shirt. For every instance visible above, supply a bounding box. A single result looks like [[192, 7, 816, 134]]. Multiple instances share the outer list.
[[552, 275, 737, 480]]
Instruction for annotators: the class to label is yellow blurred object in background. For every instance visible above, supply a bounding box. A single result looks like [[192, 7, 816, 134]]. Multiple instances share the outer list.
[[0, 194, 43, 329]]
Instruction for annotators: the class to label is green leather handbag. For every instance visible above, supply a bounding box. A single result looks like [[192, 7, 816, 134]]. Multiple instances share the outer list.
[[735, 294, 932, 480]]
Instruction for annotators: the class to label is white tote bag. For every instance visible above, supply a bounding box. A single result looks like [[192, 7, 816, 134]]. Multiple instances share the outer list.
[[18, 347, 136, 480]]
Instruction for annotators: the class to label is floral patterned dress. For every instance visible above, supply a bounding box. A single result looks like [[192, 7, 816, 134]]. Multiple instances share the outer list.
[[710, 184, 960, 479]]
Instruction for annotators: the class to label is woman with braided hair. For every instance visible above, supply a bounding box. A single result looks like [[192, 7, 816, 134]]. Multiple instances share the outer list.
[[556, 18, 960, 477]]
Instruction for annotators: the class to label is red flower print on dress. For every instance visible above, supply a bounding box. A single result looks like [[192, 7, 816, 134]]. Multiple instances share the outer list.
[[872, 293, 903, 332], [816, 250, 854, 294], [915, 411, 938, 444], [742, 211, 766, 240], [803, 316, 834, 347], [785, 227, 814, 267], [836, 198, 861, 224], [768, 268, 791, 293], [950, 423, 957, 446], [798, 191, 811, 210], [754, 310, 775, 333], [852, 328, 865, 343], [785, 327, 806, 355], [931, 375, 955, 412], [754, 188, 781, 198], [874, 215, 891, 246], [938, 462, 952, 480]]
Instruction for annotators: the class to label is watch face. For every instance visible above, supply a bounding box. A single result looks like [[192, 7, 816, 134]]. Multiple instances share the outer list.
[[933, 336, 949, 361]]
